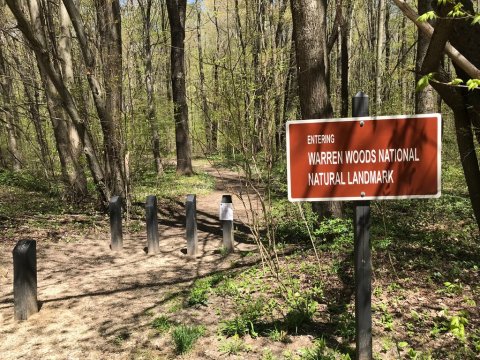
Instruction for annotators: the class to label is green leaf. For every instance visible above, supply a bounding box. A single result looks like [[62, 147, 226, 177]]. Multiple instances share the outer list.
[[398, 341, 409, 348], [416, 73, 435, 92], [472, 14, 480, 25], [448, 78, 464, 86], [466, 79, 480, 91], [417, 11, 437, 22], [437, 0, 448, 5], [447, 3, 466, 17]]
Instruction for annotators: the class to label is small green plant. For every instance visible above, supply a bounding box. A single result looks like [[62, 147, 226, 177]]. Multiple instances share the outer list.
[[262, 348, 277, 360], [314, 218, 352, 250], [151, 315, 172, 334], [335, 311, 356, 341], [437, 281, 463, 296], [187, 274, 224, 306], [299, 338, 351, 360], [171, 324, 205, 354], [220, 316, 250, 337], [284, 288, 318, 331], [268, 327, 290, 343], [219, 334, 251, 355]]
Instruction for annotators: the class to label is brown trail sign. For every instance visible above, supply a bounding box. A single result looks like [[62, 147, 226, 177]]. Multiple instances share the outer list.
[[287, 113, 441, 201]]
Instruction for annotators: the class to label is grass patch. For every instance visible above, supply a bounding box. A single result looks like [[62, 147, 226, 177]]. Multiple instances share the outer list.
[[171, 324, 205, 354], [131, 165, 215, 202], [187, 274, 224, 306], [151, 315, 173, 334]]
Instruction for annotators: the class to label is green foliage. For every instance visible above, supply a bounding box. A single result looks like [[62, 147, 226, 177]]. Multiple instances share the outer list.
[[466, 78, 480, 90], [416, 73, 435, 92], [314, 218, 352, 251], [219, 334, 251, 355], [220, 316, 251, 337], [417, 11, 437, 22], [151, 315, 173, 334], [268, 327, 290, 343], [284, 288, 318, 331], [447, 2, 466, 17], [448, 78, 464, 86], [131, 165, 215, 202], [299, 338, 351, 360], [187, 274, 224, 306], [171, 324, 205, 354], [472, 14, 480, 25], [0, 170, 56, 194], [272, 200, 313, 243]]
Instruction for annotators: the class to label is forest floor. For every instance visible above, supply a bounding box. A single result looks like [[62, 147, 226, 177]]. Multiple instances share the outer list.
[[0, 159, 479, 359]]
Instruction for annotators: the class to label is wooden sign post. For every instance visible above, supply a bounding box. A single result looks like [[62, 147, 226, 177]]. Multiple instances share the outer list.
[[352, 92, 372, 360]]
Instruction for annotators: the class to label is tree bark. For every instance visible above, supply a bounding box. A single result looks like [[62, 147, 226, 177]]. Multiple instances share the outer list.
[[0, 40, 22, 171], [415, 0, 436, 114], [416, 5, 480, 231], [374, 0, 385, 114], [166, 0, 193, 175], [27, 0, 88, 199], [93, 0, 127, 196], [139, 0, 163, 176], [195, 1, 212, 154], [290, 0, 341, 219], [6, 0, 110, 203]]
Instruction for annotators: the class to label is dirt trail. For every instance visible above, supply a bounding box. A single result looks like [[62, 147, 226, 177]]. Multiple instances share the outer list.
[[0, 163, 260, 360]]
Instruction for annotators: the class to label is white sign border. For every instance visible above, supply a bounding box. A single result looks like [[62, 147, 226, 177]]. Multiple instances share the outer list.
[[286, 113, 442, 202]]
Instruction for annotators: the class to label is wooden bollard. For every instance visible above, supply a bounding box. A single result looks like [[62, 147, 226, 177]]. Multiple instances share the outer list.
[[110, 196, 123, 250], [220, 195, 234, 253], [146, 195, 159, 254], [13, 240, 38, 320], [185, 194, 198, 256]]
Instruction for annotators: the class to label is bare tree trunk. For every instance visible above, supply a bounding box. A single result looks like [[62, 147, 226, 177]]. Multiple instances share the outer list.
[[374, 0, 385, 114], [139, 0, 163, 176], [0, 41, 22, 171], [6, 0, 110, 203], [195, 1, 212, 154], [341, 0, 354, 117], [291, 0, 341, 219], [94, 0, 128, 196], [26, 0, 88, 199], [415, 0, 436, 113], [211, 0, 220, 151], [166, 0, 193, 175], [58, 1, 83, 164]]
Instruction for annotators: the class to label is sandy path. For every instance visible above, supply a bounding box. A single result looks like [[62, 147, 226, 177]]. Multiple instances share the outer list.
[[0, 164, 259, 360]]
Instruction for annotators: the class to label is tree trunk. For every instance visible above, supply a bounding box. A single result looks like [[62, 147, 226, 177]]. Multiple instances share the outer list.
[[290, 0, 341, 219], [374, 0, 385, 114], [6, 0, 110, 204], [415, 0, 436, 113], [27, 0, 88, 200], [94, 0, 128, 196], [166, 0, 193, 175], [417, 5, 480, 231], [139, 0, 163, 176], [195, 1, 212, 154], [0, 41, 22, 171]]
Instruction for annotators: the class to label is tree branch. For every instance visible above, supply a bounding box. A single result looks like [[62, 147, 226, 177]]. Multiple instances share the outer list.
[[392, 0, 480, 79]]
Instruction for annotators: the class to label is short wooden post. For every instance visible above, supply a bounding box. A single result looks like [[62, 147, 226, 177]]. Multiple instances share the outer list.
[[353, 91, 372, 360], [220, 195, 234, 253], [13, 240, 38, 320], [146, 195, 160, 254], [110, 196, 123, 251], [185, 194, 198, 256]]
